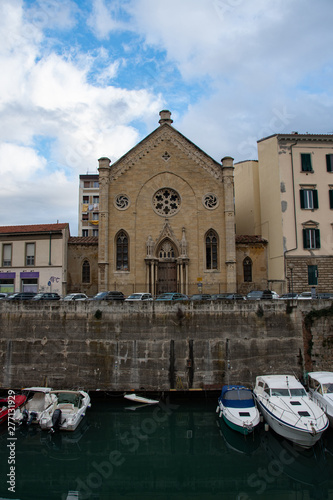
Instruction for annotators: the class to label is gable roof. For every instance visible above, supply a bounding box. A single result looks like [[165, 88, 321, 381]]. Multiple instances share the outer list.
[[0, 223, 69, 235], [108, 122, 224, 181]]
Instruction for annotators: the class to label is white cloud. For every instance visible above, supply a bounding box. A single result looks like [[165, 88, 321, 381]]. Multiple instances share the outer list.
[[87, 0, 124, 40]]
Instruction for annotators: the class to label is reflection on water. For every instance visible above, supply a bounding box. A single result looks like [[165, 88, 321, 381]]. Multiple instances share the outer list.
[[0, 394, 332, 500]]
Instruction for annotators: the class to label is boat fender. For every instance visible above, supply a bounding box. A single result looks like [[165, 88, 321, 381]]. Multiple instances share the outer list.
[[264, 423, 269, 432], [219, 411, 223, 418], [216, 406, 219, 413]]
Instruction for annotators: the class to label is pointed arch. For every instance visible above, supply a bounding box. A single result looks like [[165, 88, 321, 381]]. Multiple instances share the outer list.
[[82, 259, 90, 283], [157, 238, 178, 260], [205, 229, 218, 270], [243, 256, 252, 282], [116, 230, 129, 271]]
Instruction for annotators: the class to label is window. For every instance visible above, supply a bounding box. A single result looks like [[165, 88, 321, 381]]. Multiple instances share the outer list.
[[326, 154, 333, 172], [26, 243, 35, 266], [82, 260, 90, 283], [84, 181, 91, 188], [93, 196, 99, 204], [329, 190, 333, 209], [205, 230, 218, 269], [82, 230, 88, 237], [243, 257, 252, 282], [303, 228, 320, 249], [82, 213, 89, 220], [83, 196, 89, 204], [116, 231, 129, 270], [2, 244, 12, 267], [301, 153, 313, 172], [93, 229, 98, 237], [92, 212, 99, 220], [308, 265, 318, 286], [93, 181, 99, 188], [300, 189, 318, 209]]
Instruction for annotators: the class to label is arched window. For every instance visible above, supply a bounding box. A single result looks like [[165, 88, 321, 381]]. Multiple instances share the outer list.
[[205, 230, 218, 269], [243, 257, 252, 282], [116, 231, 129, 270], [82, 260, 90, 283], [159, 240, 175, 259]]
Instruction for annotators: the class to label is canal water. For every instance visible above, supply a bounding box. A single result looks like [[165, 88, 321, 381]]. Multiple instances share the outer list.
[[1, 393, 333, 500]]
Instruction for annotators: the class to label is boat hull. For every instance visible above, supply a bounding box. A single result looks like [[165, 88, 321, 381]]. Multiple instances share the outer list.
[[256, 398, 326, 448]]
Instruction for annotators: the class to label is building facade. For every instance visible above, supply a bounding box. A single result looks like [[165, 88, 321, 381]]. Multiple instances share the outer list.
[[78, 174, 99, 237], [235, 133, 333, 294], [0, 223, 69, 295], [67, 236, 99, 296], [97, 110, 237, 296]]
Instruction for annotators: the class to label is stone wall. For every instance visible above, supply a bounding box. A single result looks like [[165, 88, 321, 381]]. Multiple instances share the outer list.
[[0, 300, 332, 391]]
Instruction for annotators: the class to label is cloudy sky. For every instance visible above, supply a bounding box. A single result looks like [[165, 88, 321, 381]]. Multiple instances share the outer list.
[[1, 0, 333, 235]]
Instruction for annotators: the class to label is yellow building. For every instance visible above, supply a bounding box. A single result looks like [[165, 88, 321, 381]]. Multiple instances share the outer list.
[[97, 110, 237, 296], [235, 133, 333, 294]]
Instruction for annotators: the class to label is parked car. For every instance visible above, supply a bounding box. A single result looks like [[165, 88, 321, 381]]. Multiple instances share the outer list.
[[278, 293, 299, 299], [6, 292, 37, 300], [298, 291, 318, 300], [89, 291, 125, 301], [62, 293, 88, 301], [189, 294, 212, 300], [247, 290, 279, 300], [32, 292, 61, 301], [0, 292, 10, 299], [224, 293, 245, 300], [125, 293, 153, 301], [318, 293, 333, 299], [211, 293, 230, 300], [155, 293, 189, 301]]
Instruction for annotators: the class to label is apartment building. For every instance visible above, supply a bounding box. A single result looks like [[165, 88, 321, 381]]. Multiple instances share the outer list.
[[0, 223, 69, 295], [235, 133, 333, 294], [78, 174, 99, 237]]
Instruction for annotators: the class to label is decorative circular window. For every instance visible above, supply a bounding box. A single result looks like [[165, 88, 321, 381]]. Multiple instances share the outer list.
[[114, 194, 130, 210], [152, 188, 181, 216], [203, 193, 219, 210]]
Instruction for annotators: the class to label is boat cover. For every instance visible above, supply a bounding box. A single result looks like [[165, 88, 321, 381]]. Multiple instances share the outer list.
[[220, 385, 255, 408]]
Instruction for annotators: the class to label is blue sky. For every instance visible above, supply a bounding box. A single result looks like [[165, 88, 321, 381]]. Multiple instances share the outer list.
[[1, 0, 333, 235]]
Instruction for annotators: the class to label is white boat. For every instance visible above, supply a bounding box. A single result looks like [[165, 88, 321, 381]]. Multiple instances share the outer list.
[[13, 387, 58, 426], [40, 390, 91, 432], [308, 371, 333, 427], [124, 393, 159, 404], [253, 375, 328, 448], [216, 385, 260, 435]]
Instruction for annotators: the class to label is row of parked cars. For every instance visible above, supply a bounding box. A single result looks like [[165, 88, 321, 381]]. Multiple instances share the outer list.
[[1, 290, 333, 302]]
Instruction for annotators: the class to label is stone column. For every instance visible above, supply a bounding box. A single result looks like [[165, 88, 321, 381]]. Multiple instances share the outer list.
[[222, 156, 237, 292], [98, 157, 111, 291]]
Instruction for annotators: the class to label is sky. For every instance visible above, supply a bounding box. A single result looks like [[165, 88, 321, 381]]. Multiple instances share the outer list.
[[1, 0, 333, 235]]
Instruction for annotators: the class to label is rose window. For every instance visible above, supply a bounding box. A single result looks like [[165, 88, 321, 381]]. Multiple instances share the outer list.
[[115, 194, 130, 210], [152, 188, 181, 216], [203, 193, 219, 210]]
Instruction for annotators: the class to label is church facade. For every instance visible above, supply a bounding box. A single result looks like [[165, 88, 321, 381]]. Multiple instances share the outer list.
[[97, 110, 237, 296]]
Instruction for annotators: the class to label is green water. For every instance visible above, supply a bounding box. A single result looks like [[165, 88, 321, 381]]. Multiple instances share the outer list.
[[1, 394, 333, 500]]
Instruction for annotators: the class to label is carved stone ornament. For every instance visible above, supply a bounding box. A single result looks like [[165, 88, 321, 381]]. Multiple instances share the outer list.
[[152, 188, 181, 216], [203, 193, 219, 210], [114, 194, 130, 210]]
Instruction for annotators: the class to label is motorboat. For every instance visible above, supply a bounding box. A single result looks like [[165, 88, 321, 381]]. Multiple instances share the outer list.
[[13, 387, 58, 426], [308, 371, 333, 427], [124, 393, 159, 404], [40, 390, 91, 432], [253, 375, 328, 448], [216, 385, 260, 435], [0, 394, 26, 425]]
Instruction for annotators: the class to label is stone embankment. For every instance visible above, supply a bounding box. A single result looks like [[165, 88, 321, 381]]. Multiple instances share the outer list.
[[0, 300, 332, 391]]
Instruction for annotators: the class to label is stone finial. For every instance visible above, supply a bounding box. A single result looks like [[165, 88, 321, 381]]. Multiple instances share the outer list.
[[159, 110, 173, 125], [98, 157, 111, 169], [221, 156, 234, 168]]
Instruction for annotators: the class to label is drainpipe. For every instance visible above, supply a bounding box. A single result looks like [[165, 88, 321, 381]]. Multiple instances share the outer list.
[[49, 232, 52, 266], [284, 140, 298, 282]]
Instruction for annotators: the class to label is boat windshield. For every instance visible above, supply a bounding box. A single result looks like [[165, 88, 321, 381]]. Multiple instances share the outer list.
[[222, 389, 255, 408], [323, 383, 333, 394], [271, 389, 290, 397], [289, 388, 306, 397]]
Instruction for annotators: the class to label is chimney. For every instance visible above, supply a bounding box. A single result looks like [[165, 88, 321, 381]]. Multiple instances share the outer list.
[[159, 110, 173, 126]]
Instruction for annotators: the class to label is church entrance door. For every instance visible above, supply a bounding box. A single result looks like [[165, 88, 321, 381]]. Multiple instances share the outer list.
[[157, 261, 177, 294]]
